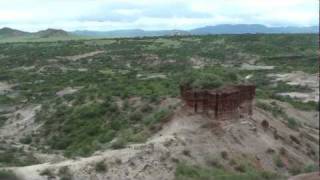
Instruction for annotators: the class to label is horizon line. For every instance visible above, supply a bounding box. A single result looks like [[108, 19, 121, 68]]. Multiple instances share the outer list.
[[0, 23, 318, 33]]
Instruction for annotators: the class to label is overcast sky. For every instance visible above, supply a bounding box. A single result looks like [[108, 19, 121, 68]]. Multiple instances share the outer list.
[[0, 0, 318, 32]]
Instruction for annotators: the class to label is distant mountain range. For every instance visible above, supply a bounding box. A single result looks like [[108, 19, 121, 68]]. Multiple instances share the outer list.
[[73, 24, 318, 37], [0, 24, 318, 40], [189, 24, 318, 35], [73, 29, 190, 38], [0, 28, 71, 39]]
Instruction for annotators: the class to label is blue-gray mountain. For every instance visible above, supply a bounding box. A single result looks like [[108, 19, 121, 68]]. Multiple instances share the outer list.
[[73, 24, 318, 37], [190, 24, 318, 35], [0, 24, 318, 39]]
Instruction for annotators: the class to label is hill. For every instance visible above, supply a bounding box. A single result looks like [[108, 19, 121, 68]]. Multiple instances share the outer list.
[[0, 28, 77, 42], [33, 28, 70, 38], [0, 27, 30, 38]]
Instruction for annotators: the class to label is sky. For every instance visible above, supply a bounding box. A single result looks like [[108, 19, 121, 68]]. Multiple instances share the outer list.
[[0, 0, 318, 32]]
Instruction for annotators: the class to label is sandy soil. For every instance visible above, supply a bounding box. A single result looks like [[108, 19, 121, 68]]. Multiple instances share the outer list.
[[137, 73, 167, 80], [288, 172, 319, 180], [4, 102, 318, 180], [240, 63, 274, 70], [56, 87, 82, 97], [0, 82, 13, 95], [0, 105, 41, 141], [190, 57, 207, 69]]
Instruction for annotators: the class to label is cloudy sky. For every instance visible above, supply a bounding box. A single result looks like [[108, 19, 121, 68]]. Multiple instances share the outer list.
[[0, 0, 318, 32]]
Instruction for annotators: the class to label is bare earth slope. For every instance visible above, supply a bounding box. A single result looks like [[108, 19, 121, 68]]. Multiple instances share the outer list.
[[5, 102, 319, 180]]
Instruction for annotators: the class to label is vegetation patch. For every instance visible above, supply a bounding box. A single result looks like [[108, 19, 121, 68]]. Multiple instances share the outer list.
[[175, 162, 283, 180], [0, 170, 20, 180]]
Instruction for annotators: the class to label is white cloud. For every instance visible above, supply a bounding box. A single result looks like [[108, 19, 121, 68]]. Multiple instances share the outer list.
[[0, 0, 317, 31]]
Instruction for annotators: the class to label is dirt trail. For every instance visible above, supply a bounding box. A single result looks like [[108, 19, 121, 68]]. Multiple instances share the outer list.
[[288, 172, 319, 180], [4, 105, 319, 180], [56, 87, 82, 97], [58, 51, 105, 61]]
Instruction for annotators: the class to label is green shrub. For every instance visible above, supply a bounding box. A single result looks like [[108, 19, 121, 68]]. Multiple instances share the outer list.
[[273, 155, 284, 168], [111, 137, 127, 149], [129, 111, 143, 121], [129, 130, 150, 142], [40, 168, 54, 178], [95, 161, 107, 172], [221, 151, 228, 160], [182, 149, 191, 157], [0, 116, 8, 127], [287, 118, 299, 129], [303, 164, 319, 173], [98, 130, 116, 143], [205, 157, 223, 168], [58, 166, 72, 180], [0, 147, 39, 167], [19, 135, 32, 144]]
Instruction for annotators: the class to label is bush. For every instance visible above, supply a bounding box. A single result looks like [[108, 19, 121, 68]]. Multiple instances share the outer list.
[[19, 135, 32, 144], [95, 161, 107, 172], [129, 111, 143, 121], [221, 151, 228, 160], [129, 130, 150, 143], [175, 163, 200, 179], [287, 118, 299, 129], [182, 149, 191, 157], [141, 104, 153, 113], [58, 166, 72, 180], [303, 164, 319, 173], [40, 168, 54, 178], [234, 164, 246, 173], [98, 130, 116, 143], [0, 116, 8, 127], [111, 137, 127, 149], [273, 155, 284, 168], [205, 157, 223, 168]]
